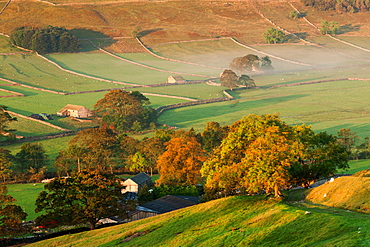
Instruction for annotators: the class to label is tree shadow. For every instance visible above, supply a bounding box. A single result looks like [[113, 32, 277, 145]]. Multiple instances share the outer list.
[[69, 29, 116, 52], [337, 24, 361, 35], [294, 32, 309, 40], [137, 28, 164, 38]]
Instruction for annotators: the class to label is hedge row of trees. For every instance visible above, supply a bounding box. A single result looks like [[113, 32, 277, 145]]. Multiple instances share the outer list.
[[0, 114, 366, 233], [10, 26, 80, 54], [302, 0, 370, 13]]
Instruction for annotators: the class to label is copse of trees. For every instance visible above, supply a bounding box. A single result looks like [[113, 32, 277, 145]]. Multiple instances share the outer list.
[[302, 0, 370, 13], [320, 20, 340, 35], [10, 25, 81, 54]]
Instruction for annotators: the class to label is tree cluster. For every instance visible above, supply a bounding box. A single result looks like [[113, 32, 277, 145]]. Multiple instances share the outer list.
[[302, 0, 370, 13], [0, 143, 48, 183], [221, 55, 273, 89], [201, 114, 349, 198], [10, 26, 81, 54], [320, 20, 340, 35]]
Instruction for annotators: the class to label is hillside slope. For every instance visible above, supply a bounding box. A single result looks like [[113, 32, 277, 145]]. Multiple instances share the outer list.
[[26, 194, 370, 247], [307, 175, 370, 214]]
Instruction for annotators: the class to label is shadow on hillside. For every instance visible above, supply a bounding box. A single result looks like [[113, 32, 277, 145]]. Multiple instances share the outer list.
[[137, 28, 163, 38], [294, 32, 309, 40], [337, 24, 360, 35], [69, 29, 116, 52]]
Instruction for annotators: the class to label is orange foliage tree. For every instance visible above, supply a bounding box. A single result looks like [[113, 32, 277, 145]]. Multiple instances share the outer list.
[[156, 136, 207, 186], [201, 114, 348, 197]]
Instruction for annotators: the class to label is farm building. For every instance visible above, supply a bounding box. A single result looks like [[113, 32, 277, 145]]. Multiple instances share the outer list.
[[57, 104, 92, 118], [121, 172, 154, 194], [128, 195, 199, 222], [167, 75, 186, 83]]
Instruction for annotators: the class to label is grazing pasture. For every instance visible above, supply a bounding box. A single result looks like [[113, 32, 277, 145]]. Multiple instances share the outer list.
[[6, 183, 45, 221]]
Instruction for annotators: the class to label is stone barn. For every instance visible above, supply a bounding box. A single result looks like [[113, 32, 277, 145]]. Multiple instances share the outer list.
[[167, 75, 186, 83], [121, 172, 154, 194], [57, 104, 92, 118]]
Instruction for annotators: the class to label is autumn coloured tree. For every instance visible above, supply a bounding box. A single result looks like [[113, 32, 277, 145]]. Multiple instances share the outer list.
[[0, 185, 28, 236], [68, 127, 120, 173], [156, 136, 207, 186], [202, 114, 300, 197], [93, 90, 157, 132], [55, 144, 88, 176], [201, 114, 349, 197], [134, 137, 166, 176], [35, 170, 134, 230], [0, 148, 13, 183]]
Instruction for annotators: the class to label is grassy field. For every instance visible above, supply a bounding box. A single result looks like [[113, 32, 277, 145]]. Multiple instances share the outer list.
[[0, 54, 117, 92], [25, 193, 370, 246], [7, 183, 45, 221], [4, 136, 75, 172]]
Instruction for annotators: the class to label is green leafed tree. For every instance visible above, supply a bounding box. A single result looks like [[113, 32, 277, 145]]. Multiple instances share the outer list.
[[320, 20, 340, 35], [237, 74, 256, 88], [14, 143, 48, 180], [35, 170, 135, 230], [263, 27, 286, 44], [94, 90, 157, 132], [0, 105, 17, 139], [220, 69, 238, 90], [229, 54, 260, 75], [0, 185, 28, 237]]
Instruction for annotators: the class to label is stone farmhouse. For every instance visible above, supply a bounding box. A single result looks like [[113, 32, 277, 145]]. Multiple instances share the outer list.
[[57, 104, 92, 118]]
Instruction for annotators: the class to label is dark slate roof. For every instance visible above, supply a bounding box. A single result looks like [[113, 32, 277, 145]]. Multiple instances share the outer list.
[[139, 195, 198, 214], [129, 172, 152, 185]]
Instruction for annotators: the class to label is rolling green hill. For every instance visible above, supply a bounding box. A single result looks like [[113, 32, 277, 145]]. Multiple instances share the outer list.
[[25, 191, 370, 247]]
